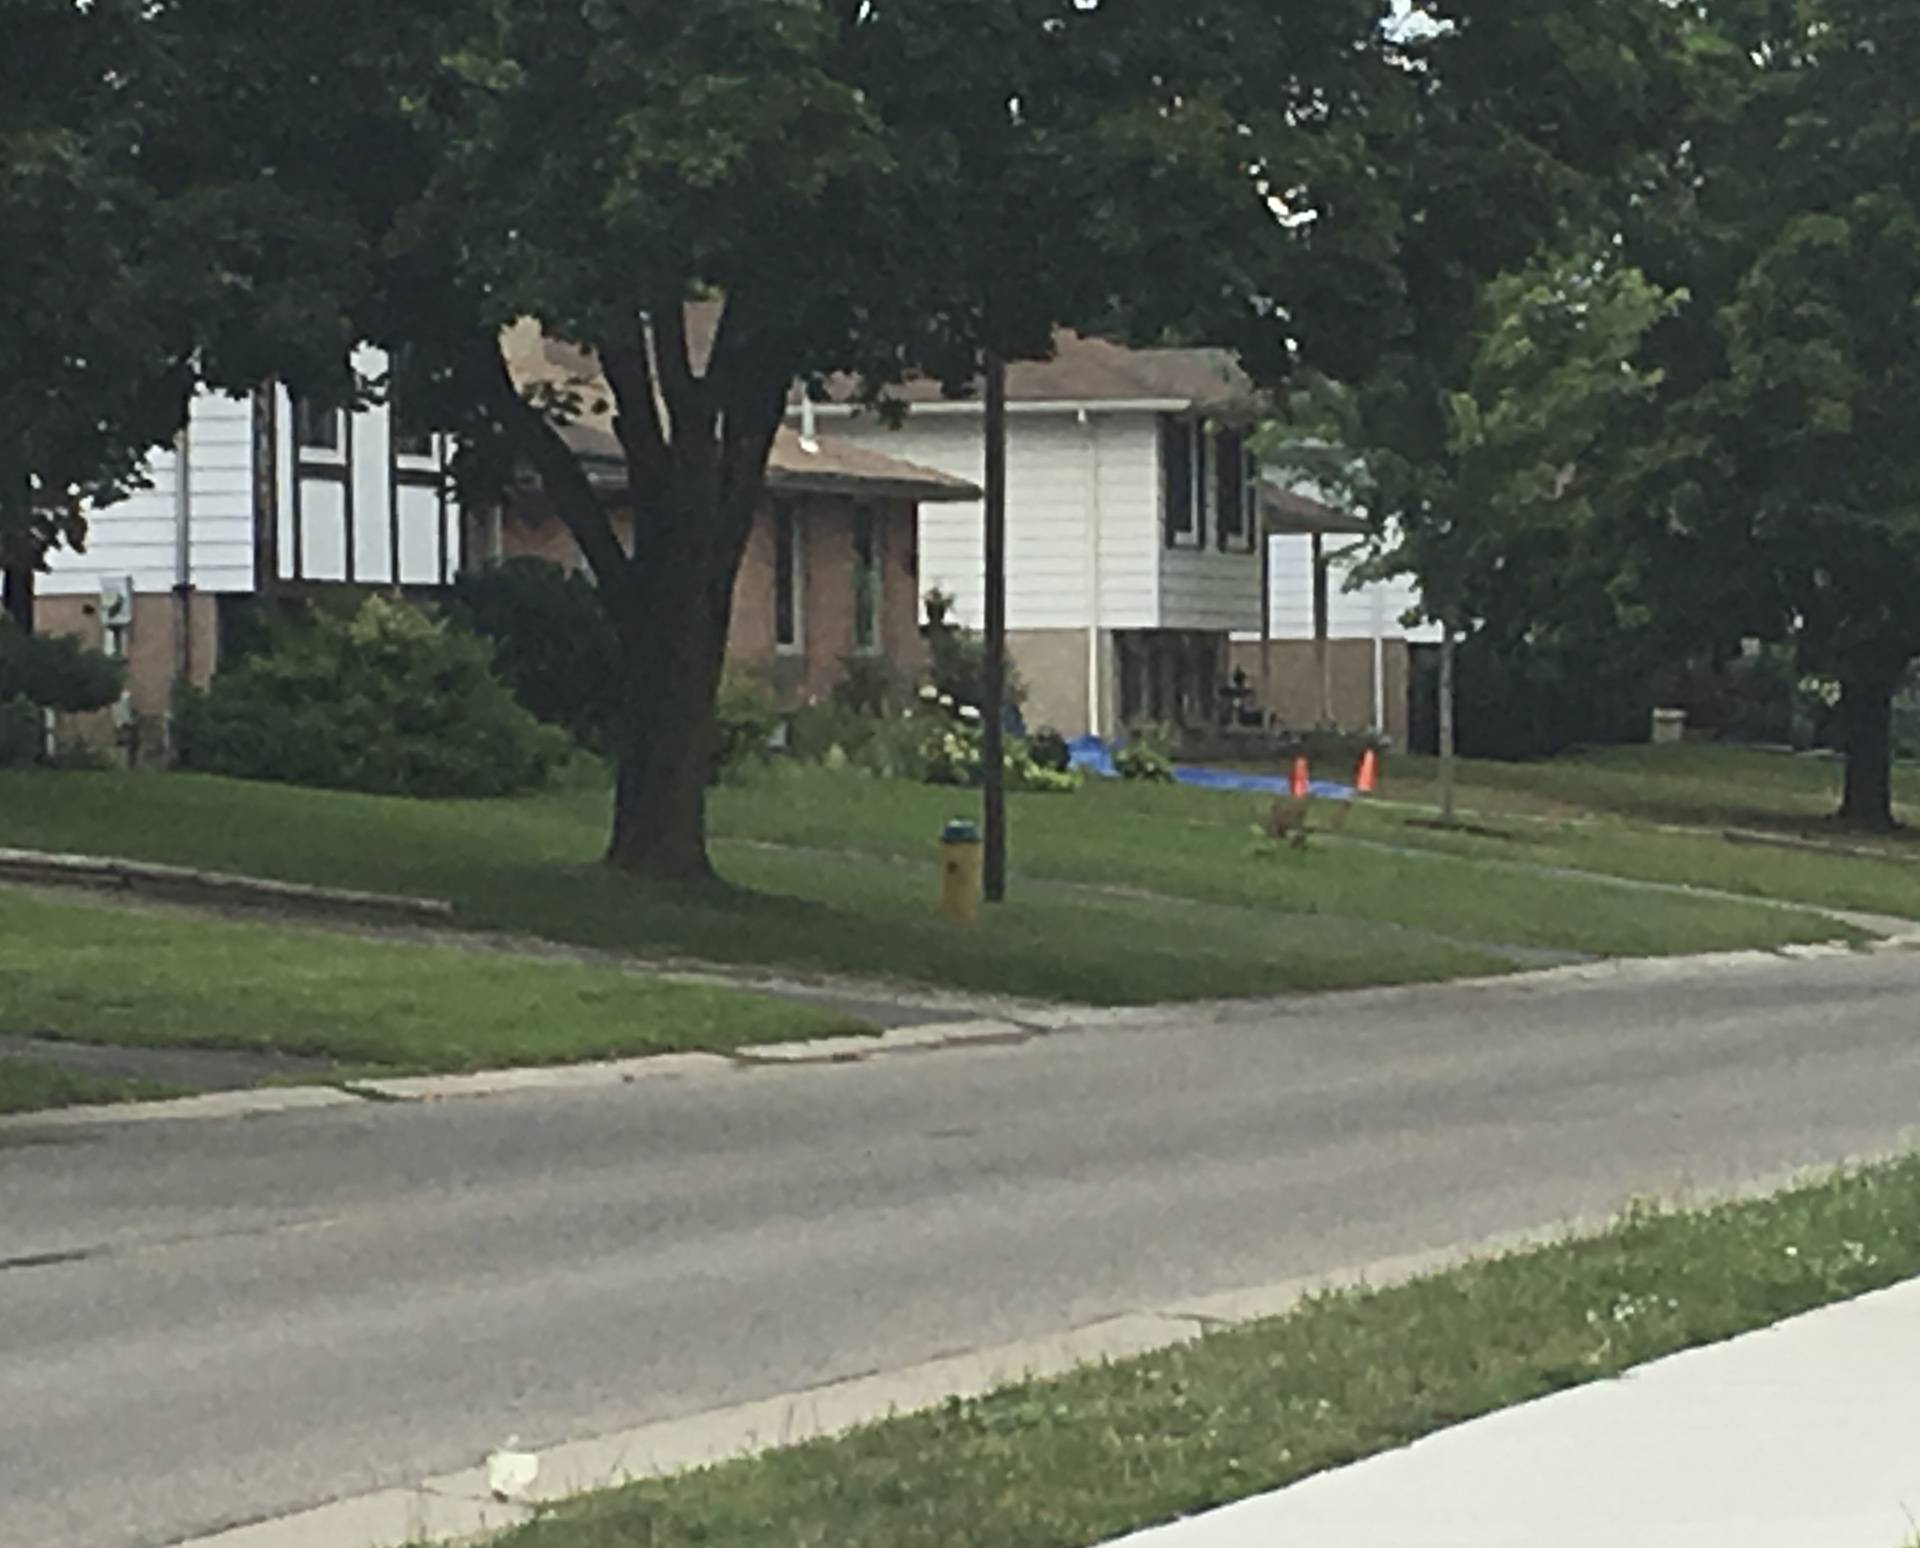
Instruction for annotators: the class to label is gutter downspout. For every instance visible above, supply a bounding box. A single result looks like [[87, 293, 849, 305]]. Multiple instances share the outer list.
[[1082, 409, 1101, 737], [1258, 514, 1272, 730], [171, 419, 194, 758], [1371, 579, 1387, 737]]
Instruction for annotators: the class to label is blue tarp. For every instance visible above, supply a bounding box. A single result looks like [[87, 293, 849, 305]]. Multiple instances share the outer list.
[[1066, 735, 1354, 800]]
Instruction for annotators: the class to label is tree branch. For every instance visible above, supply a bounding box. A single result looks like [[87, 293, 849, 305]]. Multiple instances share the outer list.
[[599, 308, 670, 492], [649, 294, 710, 448], [469, 338, 633, 600]]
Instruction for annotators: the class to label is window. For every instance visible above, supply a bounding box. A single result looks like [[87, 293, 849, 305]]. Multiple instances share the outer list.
[[1161, 416, 1197, 547], [852, 505, 882, 651], [773, 501, 802, 651], [1214, 429, 1257, 552], [294, 397, 343, 455]]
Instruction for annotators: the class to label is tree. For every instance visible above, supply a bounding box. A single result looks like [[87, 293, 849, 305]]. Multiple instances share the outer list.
[[0, 0, 197, 628], [149, 0, 1705, 879], [1613, 0, 1920, 829], [159, 0, 1403, 882], [0, 0, 365, 632], [1268, 246, 1680, 810]]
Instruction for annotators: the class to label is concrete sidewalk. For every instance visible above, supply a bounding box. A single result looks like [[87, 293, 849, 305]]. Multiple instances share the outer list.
[[1107, 1278, 1920, 1548]]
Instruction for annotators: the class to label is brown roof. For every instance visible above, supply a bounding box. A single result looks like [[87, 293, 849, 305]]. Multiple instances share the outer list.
[[805, 328, 1258, 415], [1260, 484, 1370, 536], [501, 322, 980, 503]]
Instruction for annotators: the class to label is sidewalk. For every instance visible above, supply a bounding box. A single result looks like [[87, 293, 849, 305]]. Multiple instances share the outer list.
[[1105, 1279, 1920, 1548]]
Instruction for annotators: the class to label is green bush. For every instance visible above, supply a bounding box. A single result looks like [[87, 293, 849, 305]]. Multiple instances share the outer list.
[[177, 595, 570, 797], [1115, 724, 1176, 781], [713, 666, 779, 782], [447, 559, 622, 750], [923, 589, 1025, 713], [1028, 727, 1071, 773], [0, 620, 123, 713], [0, 695, 41, 768], [831, 652, 903, 718]]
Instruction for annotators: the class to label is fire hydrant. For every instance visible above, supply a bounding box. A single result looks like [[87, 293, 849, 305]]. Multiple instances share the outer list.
[[939, 819, 983, 923]]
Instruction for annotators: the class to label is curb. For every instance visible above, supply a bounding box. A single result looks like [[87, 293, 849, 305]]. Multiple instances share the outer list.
[[9, 940, 1912, 1130], [0, 846, 452, 920], [159, 1147, 1901, 1548]]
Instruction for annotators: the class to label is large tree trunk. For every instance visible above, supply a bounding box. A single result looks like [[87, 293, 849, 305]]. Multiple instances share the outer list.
[[2, 560, 32, 634], [1837, 662, 1900, 831], [603, 563, 736, 884]]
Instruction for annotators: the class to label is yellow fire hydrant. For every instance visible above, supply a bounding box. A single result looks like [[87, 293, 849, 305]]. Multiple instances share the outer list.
[[939, 819, 983, 923]]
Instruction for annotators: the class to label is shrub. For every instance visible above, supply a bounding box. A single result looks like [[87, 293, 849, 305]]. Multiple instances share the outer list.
[[922, 588, 1025, 713], [831, 652, 903, 718], [1027, 727, 1071, 773], [713, 665, 779, 782], [1115, 724, 1177, 781], [0, 695, 41, 768], [447, 558, 622, 750], [177, 595, 570, 797], [0, 620, 123, 713]]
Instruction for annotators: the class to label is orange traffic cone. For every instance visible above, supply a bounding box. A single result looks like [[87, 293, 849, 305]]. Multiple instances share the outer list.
[[1289, 755, 1310, 798], [1355, 747, 1379, 796]]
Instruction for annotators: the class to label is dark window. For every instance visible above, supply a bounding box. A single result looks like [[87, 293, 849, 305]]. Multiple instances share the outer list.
[[773, 501, 800, 649], [852, 505, 881, 651], [1161, 416, 1195, 546], [1215, 429, 1252, 550], [294, 398, 342, 454]]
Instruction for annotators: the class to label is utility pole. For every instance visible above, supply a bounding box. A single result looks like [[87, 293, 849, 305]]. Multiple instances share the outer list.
[[1438, 624, 1458, 825], [982, 351, 1008, 902]]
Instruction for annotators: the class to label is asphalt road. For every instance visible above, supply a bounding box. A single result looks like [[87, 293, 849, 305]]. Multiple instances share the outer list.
[[8, 948, 1920, 1548]]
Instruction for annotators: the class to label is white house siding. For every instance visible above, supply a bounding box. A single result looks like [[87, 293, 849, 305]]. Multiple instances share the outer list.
[[276, 346, 460, 587], [46, 346, 460, 599], [823, 410, 1078, 628], [42, 391, 258, 596], [1089, 413, 1163, 630], [1259, 535, 1441, 644]]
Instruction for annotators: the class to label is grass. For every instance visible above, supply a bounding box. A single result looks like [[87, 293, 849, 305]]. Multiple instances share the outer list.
[[0, 1058, 185, 1115], [1385, 742, 1920, 841], [0, 759, 1856, 1004], [0, 888, 862, 1078], [496, 1155, 1920, 1548]]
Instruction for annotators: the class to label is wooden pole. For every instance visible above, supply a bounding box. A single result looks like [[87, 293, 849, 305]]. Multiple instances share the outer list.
[[982, 351, 1008, 903], [1257, 514, 1272, 730], [1311, 531, 1331, 724], [1438, 625, 1458, 824]]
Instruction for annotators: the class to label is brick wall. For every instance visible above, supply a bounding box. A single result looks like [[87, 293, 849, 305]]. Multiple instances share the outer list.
[[504, 492, 926, 705], [34, 590, 220, 763]]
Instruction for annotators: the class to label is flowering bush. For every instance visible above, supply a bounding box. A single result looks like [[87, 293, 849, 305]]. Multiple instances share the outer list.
[[1115, 724, 1177, 781]]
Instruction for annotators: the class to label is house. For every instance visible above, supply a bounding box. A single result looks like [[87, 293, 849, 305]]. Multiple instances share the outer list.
[[1232, 485, 1440, 748], [803, 334, 1435, 743], [798, 332, 1289, 739], [36, 345, 462, 754], [488, 332, 981, 704]]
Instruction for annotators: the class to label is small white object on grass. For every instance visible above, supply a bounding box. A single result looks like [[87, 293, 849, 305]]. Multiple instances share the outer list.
[[486, 1437, 539, 1502]]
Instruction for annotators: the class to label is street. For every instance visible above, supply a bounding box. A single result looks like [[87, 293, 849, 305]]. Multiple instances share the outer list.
[[7, 948, 1920, 1548]]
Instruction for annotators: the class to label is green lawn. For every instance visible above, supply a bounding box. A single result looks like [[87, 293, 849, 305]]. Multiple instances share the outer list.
[[0, 888, 861, 1077], [0, 1058, 184, 1115], [1384, 742, 1920, 838], [498, 1155, 1920, 1548], [0, 761, 1854, 1003]]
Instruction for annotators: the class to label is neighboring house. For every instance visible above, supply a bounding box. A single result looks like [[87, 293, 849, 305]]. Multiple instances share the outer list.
[[1232, 486, 1441, 748], [37, 345, 461, 753], [491, 332, 980, 704], [798, 331, 1288, 739]]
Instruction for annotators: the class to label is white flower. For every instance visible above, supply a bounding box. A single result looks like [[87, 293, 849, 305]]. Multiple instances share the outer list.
[[958, 704, 982, 722], [939, 693, 956, 709], [918, 684, 939, 701]]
